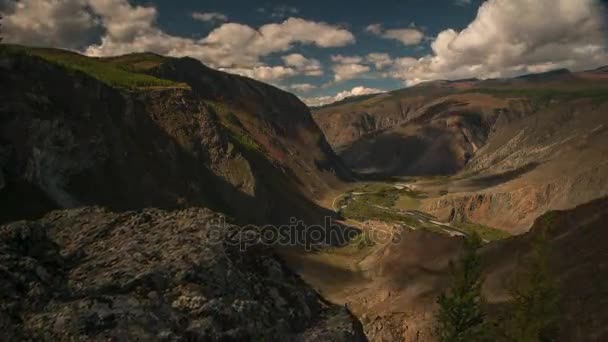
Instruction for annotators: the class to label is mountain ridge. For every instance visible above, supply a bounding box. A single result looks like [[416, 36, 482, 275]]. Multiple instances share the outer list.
[[312, 68, 608, 232], [0, 45, 350, 226]]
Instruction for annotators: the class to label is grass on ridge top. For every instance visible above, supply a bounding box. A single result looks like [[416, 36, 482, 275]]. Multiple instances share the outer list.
[[3, 45, 187, 90], [453, 221, 511, 241], [462, 86, 608, 104]]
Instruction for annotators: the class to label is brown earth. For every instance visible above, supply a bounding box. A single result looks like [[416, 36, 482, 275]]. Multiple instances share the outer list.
[[282, 197, 608, 341]]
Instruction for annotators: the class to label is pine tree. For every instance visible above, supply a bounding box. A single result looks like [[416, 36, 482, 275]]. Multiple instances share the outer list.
[[497, 215, 560, 342], [435, 233, 487, 342]]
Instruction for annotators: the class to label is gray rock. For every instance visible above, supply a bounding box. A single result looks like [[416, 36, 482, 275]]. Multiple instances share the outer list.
[[0, 207, 367, 341]]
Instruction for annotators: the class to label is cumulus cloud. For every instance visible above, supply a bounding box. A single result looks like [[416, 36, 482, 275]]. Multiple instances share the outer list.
[[0, 0, 101, 49], [282, 53, 323, 76], [390, 0, 608, 85], [366, 23, 425, 46], [301, 86, 385, 107], [221, 65, 297, 81], [332, 64, 370, 82], [330, 55, 370, 81], [331, 54, 364, 64], [86, 12, 355, 69], [382, 28, 425, 45], [366, 53, 393, 70], [289, 83, 317, 92], [1, 0, 354, 83], [191, 12, 228, 23], [365, 24, 383, 35]]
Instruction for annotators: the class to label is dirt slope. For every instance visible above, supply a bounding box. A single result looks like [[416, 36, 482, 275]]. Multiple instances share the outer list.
[[284, 197, 608, 341]]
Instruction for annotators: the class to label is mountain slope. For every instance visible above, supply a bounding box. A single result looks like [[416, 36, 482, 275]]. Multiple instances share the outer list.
[[0, 46, 350, 225], [285, 196, 608, 341], [0, 46, 366, 341], [312, 69, 608, 232]]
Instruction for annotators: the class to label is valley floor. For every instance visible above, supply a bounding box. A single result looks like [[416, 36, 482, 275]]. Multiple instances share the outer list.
[[279, 177, 510, 341]]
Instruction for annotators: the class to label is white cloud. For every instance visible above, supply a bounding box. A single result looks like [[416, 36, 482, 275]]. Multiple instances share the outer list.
[[330, 55, 370, 82], [191, 11, 228, 23], [332, 63, 370, 82], [221, 65, 297, 81], [0, 0, 101, 49], [331, 54, 363, 64], [301, 86, 385, 107], [389, 0, 608, 85], [382, 28, 425, 45], [1, 0, 354, 80], [85, 14, 355, 69], [365, 24, 383, 35], [289, 83, 317, 92], [366, 53, 393, 70], [366, 23, 425, 46], [282, 53, 323, 76]]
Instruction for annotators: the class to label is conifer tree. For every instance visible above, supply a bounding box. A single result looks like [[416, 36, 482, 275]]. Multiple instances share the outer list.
[[436, 233, 487, 342], [497, 214, 560, 342]]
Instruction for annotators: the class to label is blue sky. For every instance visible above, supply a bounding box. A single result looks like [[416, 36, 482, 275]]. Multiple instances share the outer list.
[[2, 0, 607, 105], [132, 0, 483, 99]]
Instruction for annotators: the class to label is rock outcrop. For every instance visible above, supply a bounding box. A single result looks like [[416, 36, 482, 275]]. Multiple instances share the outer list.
[[0, 207, 366, 341]]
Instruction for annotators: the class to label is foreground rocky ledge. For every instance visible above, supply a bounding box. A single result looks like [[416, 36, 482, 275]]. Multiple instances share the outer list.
[[0, 207, 366, 341]]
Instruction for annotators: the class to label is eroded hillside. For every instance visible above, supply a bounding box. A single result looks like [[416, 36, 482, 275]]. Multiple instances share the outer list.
[[312, 69, 608, 232]]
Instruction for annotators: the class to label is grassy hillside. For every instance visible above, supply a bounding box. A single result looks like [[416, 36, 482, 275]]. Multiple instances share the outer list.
[[1, 45, 188, 90]]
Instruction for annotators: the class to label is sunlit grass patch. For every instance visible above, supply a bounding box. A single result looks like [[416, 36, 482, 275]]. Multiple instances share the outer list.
[[3, 45, 187, 90], [453, 221, 511, 241]]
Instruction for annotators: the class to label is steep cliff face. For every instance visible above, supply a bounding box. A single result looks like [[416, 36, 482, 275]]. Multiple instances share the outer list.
[[422, 98, 608, 233], [0, 48, 349, 225], [151, 57, 351, 196], [312, 83, 465, 150]]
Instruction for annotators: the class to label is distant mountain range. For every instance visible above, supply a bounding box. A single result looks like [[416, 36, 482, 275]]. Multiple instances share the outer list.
[[313, 65, 608, 232]]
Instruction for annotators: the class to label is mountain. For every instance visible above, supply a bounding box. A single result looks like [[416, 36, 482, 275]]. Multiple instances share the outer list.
[[284, 196, 608, 341], [312, 68, 608, 233], [0, 45, 367, 340], [0, 46, 350, 226]]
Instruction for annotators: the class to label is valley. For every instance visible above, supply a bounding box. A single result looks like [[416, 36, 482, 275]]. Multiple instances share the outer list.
[[1, 45, 607, 341], [284, 67, 608, 340]]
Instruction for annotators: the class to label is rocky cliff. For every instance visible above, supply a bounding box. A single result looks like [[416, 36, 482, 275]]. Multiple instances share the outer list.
[[0, 46, 366, 341], [0, 47, 350, 225]]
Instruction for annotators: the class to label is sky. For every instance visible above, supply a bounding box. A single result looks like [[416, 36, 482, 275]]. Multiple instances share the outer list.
[[1, 0, 607, 106]]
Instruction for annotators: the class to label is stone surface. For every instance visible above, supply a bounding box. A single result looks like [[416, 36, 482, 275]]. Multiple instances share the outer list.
[[0, 207, 366, 341]]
